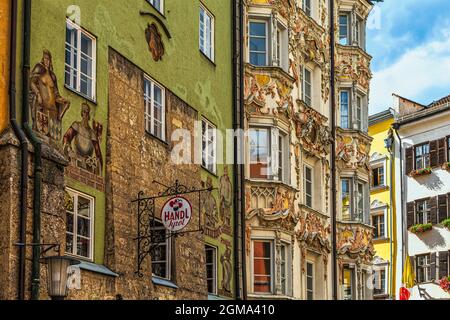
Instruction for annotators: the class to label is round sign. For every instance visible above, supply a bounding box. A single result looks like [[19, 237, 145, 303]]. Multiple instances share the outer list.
[[161, 196, 192, 232]]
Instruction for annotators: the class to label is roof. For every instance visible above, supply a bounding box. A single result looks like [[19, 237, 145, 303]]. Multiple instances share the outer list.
[[369, 109, 393, 126]]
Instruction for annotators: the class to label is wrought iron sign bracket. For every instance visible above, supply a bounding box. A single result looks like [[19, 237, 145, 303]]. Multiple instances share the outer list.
[[131, 180, 217, 277]]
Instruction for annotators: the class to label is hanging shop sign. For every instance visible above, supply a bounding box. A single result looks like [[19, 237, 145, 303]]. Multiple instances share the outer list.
[[161, 196, 192, 232]]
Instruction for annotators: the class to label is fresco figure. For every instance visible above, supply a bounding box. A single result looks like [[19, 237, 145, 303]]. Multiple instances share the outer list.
[[219, 165, 232, 227], [30, 49, 70, 141], [145, 23, 164, 62], [221, 246, 232, 293], [63, 102, 103, 175]]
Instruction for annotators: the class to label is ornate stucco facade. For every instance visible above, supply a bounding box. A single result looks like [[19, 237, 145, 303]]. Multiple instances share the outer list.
[[243, 0, 374, 300]]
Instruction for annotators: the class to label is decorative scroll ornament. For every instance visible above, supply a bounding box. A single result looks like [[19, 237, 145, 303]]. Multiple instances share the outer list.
[[336, 135, 371, 169], [337, 225, 375, 263]]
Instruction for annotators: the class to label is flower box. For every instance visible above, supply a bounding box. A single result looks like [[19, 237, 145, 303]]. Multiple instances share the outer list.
[[442, 218, 450, 230], [410, 167, 432, 177], [443, 162, 450, 170], [409, 223, 433, 234], [440, 276, 450, 293]]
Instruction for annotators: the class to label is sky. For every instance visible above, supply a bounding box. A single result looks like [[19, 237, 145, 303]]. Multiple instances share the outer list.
[[367, 0, 450, 115]]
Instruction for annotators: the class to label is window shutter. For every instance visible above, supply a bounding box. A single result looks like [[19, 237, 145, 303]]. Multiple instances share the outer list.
[[271, 128, 279, 180], [437, 138, 446, 165], [439, 251, 449, 279], [438, 194, 448, 223], [405, 147, 414, 174], [430, 196, 438, 225], [430, 252, 437, 281], [406, 201, 415, 229], [429, 140, 438, 168]]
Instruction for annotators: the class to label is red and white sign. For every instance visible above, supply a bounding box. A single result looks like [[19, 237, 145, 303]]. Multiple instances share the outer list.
[[161, 196, 192, 232]]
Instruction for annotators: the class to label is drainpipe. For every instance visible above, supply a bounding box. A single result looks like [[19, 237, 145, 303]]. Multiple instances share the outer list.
[[21, 0, 42, 300], [329, 0, 338, 300], [388, 135, 394, 300], [9, 0, 29, 300]]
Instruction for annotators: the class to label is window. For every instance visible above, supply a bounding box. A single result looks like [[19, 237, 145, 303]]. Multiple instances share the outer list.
[[355, 19, 361, 47], [304, 165, 313, 208], [144, 77, 166, 140], [199, 5, 214, 61], [343, 267, 354, 300], [371, 166, 385, 188], [416, 199, 430, 224], [416, 254, 431, 283], [148, 0, 163, 13], [253, 240, 273, 293], [249, 127, 287, 182], [373, 267, 387, 296], [415, 143, 430, 170], [306, 262, 314, 300], [202, 119, 217, 174], [65, 19, 96, 100], [205, 245, 217, 295], [356, 182, 364, 222], [341, 179, 351, 220], [280, 243, 289, 295], [303, 0, 312, 17], [340, 90, 350, 128], [356, 95, 362, 130], [372, 212, 385, 239], [249, 21, 268, 66], [339, 14, 349, 45], [151, 221, 171, 279], [302, 68, 312, 107], [65, 189, 94, 260]]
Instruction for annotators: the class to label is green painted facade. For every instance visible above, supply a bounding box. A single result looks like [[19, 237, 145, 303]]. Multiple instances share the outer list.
[[16, 0, 235, 298]]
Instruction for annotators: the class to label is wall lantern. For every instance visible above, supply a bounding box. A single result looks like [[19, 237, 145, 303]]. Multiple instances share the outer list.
[[42, 256, 80, 300]]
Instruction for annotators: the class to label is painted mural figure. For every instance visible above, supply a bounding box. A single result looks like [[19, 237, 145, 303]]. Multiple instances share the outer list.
[[202, 176, 218, 227], [145, 23, 164, 62], [30, 49, 70, 141], [220, 246, 232, 293], [63, 102, 103, 175], [219, 165, 232, 227]]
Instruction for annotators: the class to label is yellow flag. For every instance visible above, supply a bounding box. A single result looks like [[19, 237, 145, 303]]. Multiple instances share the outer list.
[[402, 255, 415, 289]]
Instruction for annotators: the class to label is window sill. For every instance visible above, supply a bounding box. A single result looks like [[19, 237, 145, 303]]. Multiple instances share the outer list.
[[208, 294, 232, 300], [64, 84, 97, 105], [371, 185, 389, 193], [152, 276, 178, 289], [373, 237, 389, 243], [78, 261, 119, 277], [200, 50, 216, 67]]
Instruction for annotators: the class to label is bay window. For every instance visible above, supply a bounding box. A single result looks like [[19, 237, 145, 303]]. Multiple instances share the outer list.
[[302, 67, 312, 107], [304, 165, 313, 208], [249, 21, 268, 66], [339, 12, 366, 48], [339, 14, 350, 45], [339, 89, 367, 131], [343, 267, 355, 300], [341, 178, 368, 223], [340, 90, 350, 129]]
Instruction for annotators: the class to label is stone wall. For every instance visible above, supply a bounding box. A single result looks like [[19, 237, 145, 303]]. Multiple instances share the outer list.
[[105, 49, 207, 300]]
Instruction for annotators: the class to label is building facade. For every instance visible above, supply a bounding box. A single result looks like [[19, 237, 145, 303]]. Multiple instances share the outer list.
[[0, 0, 236, 300], [368, 110, 397, 299], [392, 94, 450, 300], [242, 0, 374, 300]]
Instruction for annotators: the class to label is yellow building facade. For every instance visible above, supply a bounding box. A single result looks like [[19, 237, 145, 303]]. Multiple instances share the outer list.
[[0, 0, 10, 133], [368, 110, 397, 299]]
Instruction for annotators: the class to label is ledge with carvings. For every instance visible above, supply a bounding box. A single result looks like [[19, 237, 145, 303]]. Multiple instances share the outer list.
[[337, 220, 375, 264], [335, 44, 372, 91], [336, 127, 372, 170]]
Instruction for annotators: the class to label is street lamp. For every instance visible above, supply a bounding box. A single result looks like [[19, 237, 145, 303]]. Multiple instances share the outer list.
[[43, 256, 80, 300]]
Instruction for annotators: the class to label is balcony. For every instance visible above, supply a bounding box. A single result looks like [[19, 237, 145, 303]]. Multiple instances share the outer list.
[[244, 64, 295, 117], [335, 45, 372, 92]]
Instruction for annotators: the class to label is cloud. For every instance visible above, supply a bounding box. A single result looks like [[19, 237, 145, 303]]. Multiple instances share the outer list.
[[369, 24, 450, 114]]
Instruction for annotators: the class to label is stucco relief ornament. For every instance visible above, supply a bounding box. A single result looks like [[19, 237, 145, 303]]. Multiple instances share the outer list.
[[336, 136, 370, 169], [145, 23, 164, 62], [244, 73, 276, 113], [337, 226, 375, 263], [296, 211, 331, 253]]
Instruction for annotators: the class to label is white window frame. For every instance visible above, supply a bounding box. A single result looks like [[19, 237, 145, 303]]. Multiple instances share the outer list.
[[306, 261, 315, 300], [202, 118, 217, 174], [148, 0, 164, 14], [251, 239, 274, 295], [416, 199, 431, 225], [65, 188, 94, 261], [416, 254, 431, 283], [370, 159, 386, 188], [339, 13, 350, 45], [205, 244, 218, 295], [150, 220, 171, 280], [144, 76, 166, 141], [304, 165, 313, 208], [373, 264, 388, 296], [249, 19, 269, 66], [65, 19, 96, 101], [302, 67, 313, 107], [199, 4, 215, 61], [371, 210, 386, 239]]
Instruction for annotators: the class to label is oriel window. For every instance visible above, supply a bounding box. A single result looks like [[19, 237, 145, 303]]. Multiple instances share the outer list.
[[249, 21, 268, 66], [340, 91, 350, 129], [302, 68, 312, 107], [304, 165, 313, 208], [339, 14, 349, 45], [341, 179, 351, 220], [65, 19, 96, 101]]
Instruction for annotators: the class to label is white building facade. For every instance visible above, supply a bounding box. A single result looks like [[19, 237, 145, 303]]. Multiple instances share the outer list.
[[392, 94, 450, 300]]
